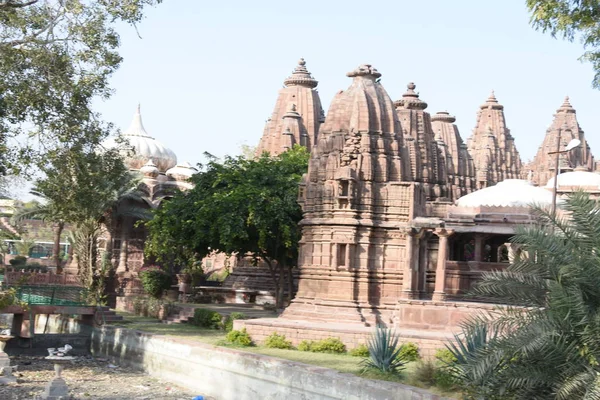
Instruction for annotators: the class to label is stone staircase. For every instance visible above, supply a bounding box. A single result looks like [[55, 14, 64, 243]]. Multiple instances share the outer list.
[[95, 306, 124, 323], [164, 307, 195, 325]]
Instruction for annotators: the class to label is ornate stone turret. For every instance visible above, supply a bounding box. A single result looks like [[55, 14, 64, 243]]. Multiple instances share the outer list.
[[256, 58, 324, 156], [431, 111, 476, 200], [467, 91, 522, 189], [281, 64, 424, 324], [394, 83, 448, 200], [528, 97, 596, 186]]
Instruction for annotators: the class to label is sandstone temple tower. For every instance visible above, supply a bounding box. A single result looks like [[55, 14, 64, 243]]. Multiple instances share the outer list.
[[467, 92, 522, 189], [256, 58, 325, 156], [431, 111, 476, 200], [281, 64, 428, 325], [528, 97, 597, 186], [394, 83, 448, 200]]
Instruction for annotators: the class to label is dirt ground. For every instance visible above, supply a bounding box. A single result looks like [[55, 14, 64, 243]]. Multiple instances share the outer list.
[[0, 355, 211, 400]]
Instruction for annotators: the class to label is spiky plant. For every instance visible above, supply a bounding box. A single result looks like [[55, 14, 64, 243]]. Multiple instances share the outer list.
[[450, 192, 600, 399], [361, 325, 407, 374]]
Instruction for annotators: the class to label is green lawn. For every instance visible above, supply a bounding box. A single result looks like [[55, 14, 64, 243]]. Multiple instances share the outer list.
[[109, 312, 460, 398]]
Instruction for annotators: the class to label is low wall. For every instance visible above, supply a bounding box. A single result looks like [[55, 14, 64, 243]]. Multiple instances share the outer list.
[[91, 325, 449, 400]]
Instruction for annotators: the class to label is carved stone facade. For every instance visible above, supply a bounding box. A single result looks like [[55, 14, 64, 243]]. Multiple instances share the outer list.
[[394, 83, 448, 200], [467, 92, 522, 189], [527, 97, 597, 186], [431, 111, 476, 200], [256, 59, 324, 156]]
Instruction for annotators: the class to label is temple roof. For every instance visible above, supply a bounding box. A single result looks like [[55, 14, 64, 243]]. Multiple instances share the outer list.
[[545, 171, 600, 188], [394, 82, 428, 110], [456, 179, 553, 208], [166, 161, 198, 181], [480, 90, 504, 110], [556, 96, 576, 113], [431, 111, 456, 123], [283, 58, 318, 88]]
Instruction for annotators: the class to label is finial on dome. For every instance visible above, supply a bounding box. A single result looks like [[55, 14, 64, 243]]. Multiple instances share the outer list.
[[557, 95, 575, 113], [283, 103, 301, 119], [394, 81, 427, 110], [480, 90, 503, 110], [284, 58, 318, 88], [124, 104, 152, 138], [431, 111, 456, 123], [346, 64, 382, 79], [487, 90, 498, 103]]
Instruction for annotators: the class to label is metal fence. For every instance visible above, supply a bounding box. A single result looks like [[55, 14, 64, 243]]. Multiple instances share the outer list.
[[15, 285, 88, 306]]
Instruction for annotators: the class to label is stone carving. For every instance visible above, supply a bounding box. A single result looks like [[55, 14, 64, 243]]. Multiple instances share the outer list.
[[256, 58, 324, 155], [528, 97, 597, 186], [466, 91, 522, 189], [431, 111, 476, 200]]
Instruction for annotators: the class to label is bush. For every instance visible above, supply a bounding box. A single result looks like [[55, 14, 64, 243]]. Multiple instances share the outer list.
[[311, 337, 346, 354], [398, 342, 420, 362], [264, 332, 293, 349], [223, 312, 247, 332], [361, 326, 407, 374], [130, 297, 174, 319], [226, 328, 253, 346], [9, 256, 27, 267], [412, 359, 438, 386], [139, 266, 172, 299], [434, 348, 458, 365], [192, 308, 223, 329], [350, 344, 370, 357], [297, 340, 313, 352]]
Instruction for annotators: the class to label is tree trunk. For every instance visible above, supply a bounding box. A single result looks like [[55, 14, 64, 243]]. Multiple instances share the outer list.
[[264, 258, 282, 309], [53, 222, 64, 273], [286, 264, 294, 305]]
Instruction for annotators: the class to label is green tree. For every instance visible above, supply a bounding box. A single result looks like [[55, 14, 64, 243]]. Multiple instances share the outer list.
[[447, 192, 600, 399], [528, 0, 600, 88], [0, 0, 163, 175], [145, 146, 310, 308]]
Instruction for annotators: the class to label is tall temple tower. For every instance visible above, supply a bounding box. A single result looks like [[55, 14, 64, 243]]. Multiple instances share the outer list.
[[255, 58, 325, 156], [431, 111, 476, 200], [467, 91, 522, 189], [528, 97, 596, 186], [281, 64, 426, 325], [394, 83, 448, 200]]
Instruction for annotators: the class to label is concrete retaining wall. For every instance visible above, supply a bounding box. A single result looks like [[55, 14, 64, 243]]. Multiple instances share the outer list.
[[91, 325, 450, 400]]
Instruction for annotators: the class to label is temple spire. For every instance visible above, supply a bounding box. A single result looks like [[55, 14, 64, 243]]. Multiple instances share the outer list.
[[283, 58, 318, 88], [125, 104, 152, 138]]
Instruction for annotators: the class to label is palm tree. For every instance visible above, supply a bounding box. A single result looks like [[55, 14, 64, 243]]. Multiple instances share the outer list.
[[447, 191, 600, 399]]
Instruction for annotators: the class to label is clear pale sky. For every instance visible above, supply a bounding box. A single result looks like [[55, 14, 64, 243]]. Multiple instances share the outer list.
[[94, 0, 600, 166]]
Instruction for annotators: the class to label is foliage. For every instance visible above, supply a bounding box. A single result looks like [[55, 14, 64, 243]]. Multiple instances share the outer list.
[[410, 360, 457, 392], [131, 297, 174, 319], [398, 342, 420, 362], [527, 0, 600, 88], [435, 348, 458, 365], [145, 146, 310, 308], [0, 0, 163, 175], [349, 344, 370, 357], [191, 308, 223, 329], [139, 266, 171, 299], [297, 338, 346, 354], [0, 288, 24, 311], [297, 340, 313, 352], [8, 255, 27, 267], [223, 312, 247, 332], [361, 326, 407, 375], [226, 328, 253, 347], [447, 192, 600, 399], [69, 219, 107, 304], [264, 332, 294, 350]]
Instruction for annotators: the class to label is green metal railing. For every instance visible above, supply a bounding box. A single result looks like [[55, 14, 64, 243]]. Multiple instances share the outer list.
[[15, 285, 89, 306]]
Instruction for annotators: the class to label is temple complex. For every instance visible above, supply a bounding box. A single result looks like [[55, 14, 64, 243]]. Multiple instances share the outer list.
[[527, 97, 598, 186], [431, 111, 476, 200], [255, 59, 325, 156], [394, 83, 448, 200], [467, 92, 522, 189]]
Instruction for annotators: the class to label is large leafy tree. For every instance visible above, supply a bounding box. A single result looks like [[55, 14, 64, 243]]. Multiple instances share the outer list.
[[145, 146, 310, 308], [528, 0, 600, 88], [0, 0, 163, 175], [448, 192, 600, 399]]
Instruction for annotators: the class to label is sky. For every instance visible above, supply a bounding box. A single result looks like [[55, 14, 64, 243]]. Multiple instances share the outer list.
[[93, 0, 600, 167]]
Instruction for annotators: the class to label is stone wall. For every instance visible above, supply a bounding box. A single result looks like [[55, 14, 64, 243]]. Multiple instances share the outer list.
[[91, 325, 450, 400]]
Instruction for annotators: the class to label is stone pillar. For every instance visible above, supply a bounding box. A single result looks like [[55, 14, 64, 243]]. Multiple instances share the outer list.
[[400, 228, 422, 300], [116, 218, 129, 273], [433, 229, 454, 302], [474, 233, 485, 262]]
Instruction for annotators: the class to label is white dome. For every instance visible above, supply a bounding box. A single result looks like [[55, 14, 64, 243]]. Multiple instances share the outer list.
[[545, 171, 600, 188], [103, 105, 177, 172], [456, 179, 554, 208], [140, 160, 159, 178], [166, 161, 197, 181]]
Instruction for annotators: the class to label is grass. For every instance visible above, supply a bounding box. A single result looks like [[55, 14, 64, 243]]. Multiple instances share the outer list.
[[109, 312, 460, 398]]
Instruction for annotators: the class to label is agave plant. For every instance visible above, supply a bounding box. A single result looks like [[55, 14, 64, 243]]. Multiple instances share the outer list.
[[361, 325, 407, 374]]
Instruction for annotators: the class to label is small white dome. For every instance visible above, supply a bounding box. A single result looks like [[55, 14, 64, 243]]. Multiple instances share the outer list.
[[140, 160, 159, 178], [166, 162, 197, 181], [545, 171, 600, 188], [456, 179, 554, 208], [103, 105, 177, 172]]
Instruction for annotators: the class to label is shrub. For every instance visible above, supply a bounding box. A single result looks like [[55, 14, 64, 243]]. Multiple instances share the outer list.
[[139, 266, 172, 299], [223, 312, 247, 332], [435, 348, 458, 365], [398, 342, 420, 362], [412, 359, 438, 386], [192, 308, 223, 329], [9, 256, 27, 267], [130, 297, 174, 319], [350, 344, 370, 357], [264, 332, 293, 349], [226, 328, 253, 346], [297, 340, 313, 352], [361, 326, 407, 374], [311, 337, 346, 354]]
